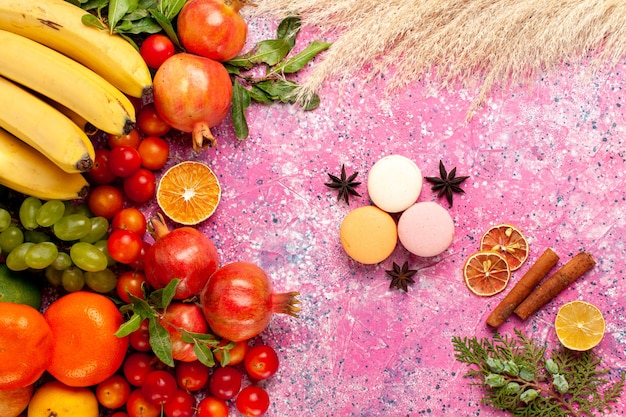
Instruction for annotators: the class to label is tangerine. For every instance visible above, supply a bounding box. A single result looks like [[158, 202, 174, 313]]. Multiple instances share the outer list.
[[555, 300, 605, 351], [0, 302, 53, 389], [463, 250, 511, 296], [156, 161, 221, 225], [480, 223, 529, 271], [43, 291, 129, 387]]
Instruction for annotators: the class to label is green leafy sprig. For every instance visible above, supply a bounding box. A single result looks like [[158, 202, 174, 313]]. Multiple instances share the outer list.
[[225, 16, 332, 139], [68, 0, 184, 48], [452, 330, 624, 417], [116, 279, 234, 368]]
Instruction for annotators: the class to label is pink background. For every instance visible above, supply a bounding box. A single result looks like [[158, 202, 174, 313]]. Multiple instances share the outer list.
[[121, 17, 624, 417]]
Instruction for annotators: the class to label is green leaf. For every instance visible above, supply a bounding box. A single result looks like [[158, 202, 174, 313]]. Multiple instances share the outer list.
[[148, 8, 181, 48], [161, 0, 186, 20], [217, 348, 230, 367], [82, 0, 109, 11], [249, 86, 274, 104], [138, 0, 158, 8], [161, 279, 180, 309], [231, 82, 251, 140], [224, 56, 254, 71], [246, 39, 292, 66], [222, 63, 243, 75], [122, 7, 151, 21], [118, 16, 162, 35], [108, 0, 133, 32], [128, 293, 156, 318], [276, 16, 301, 48], [115, 312, 142, 337], [254, 79, 298, 102], [148, 317, 174, 367], [273, 40, 331, 74], [184, 331, 219, 343], [81, 13, 107, 30], [193, 342, 215, 368], [114, 19, 134, 32]]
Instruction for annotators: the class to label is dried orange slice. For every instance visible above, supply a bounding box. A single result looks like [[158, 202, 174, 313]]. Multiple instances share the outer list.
[[156, 161, 221, 225], [480, 223, 529, 271], [555, 300, 605, 351], [463, 250, 511, 296]]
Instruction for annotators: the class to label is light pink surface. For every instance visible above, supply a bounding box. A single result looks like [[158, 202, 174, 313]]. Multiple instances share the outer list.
[[118, 19, 625, 416]]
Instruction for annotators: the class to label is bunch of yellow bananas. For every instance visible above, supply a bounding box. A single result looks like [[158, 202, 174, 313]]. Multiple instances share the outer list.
[[0, 0, 152, 200]]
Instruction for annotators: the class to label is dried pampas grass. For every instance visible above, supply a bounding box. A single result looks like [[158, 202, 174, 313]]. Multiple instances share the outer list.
[[245, 0, 626, 115]]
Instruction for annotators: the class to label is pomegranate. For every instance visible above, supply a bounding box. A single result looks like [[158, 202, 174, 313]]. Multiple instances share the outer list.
[[177, 0, 248, 62], [144, 214, 219, 300], [160, 302, 209, 362], [152, 53, 232, 151], [200, 262, 300, 342]]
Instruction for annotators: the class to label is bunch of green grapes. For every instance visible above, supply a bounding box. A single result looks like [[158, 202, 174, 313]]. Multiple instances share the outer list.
[[0, 196, 117, 293]]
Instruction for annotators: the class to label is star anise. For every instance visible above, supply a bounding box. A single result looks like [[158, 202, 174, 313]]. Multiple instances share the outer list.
[[424, 160, 470, 206], [385, 261, 417, 292], [324, 164, 361, 205]]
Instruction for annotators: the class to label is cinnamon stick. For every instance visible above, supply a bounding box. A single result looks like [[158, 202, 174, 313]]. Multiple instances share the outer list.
[[486, 248, 560, 328], [514, 252, 596, 320]]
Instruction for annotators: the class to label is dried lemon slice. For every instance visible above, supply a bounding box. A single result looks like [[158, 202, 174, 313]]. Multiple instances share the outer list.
[[480, 223, 529, 271], [463, 250, 511, 296]]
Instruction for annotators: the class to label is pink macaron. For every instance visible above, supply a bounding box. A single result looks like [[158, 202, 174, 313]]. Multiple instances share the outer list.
[[397, 201, 454, 257]]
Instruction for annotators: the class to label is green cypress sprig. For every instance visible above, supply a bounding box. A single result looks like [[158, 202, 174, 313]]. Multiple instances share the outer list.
[[452, 329, 624, 417]]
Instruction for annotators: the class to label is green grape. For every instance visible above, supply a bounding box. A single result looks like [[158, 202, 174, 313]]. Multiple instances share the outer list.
[[53, 214, 92, 241], [36, 200, 65, 227], [24, 230, 50, 243], [5, 242, 35, 271], [25, 241, 59, 270], [84, 268, 117, 293], [19, 196, 42, 230], [70, 242, 108, 272], [0, 208, 11, 232], [50, 251, 72, 271], [61, 266, 85, 292], [94, 240, 116, 267], [79, 216, 109, 244], [73, 204, 93, 218], [45, 265, 63, 286], [0, 226, 24, 253], [64, 201, 92, 218]]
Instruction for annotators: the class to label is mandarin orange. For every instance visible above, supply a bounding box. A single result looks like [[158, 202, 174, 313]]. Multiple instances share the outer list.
[[0, 302, 53, 389], [43, 291, 129, 387], [156, 161, 221, 225]]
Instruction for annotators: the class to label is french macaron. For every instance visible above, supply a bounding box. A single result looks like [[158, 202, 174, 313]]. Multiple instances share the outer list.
[[367, 154, 422, 213], [340, 205, 397, 264], [397, 201, 454, 257]]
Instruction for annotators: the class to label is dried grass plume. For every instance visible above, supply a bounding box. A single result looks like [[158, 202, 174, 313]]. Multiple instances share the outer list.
[[245, 0, 626, 115]]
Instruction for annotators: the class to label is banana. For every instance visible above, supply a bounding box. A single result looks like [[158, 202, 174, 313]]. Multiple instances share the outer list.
[[42, 97, 99, 136], [0, 29, 135, 136], [0, 0, 152, 98], [0, 128, 89, 201], [0, 75, 95, 174]]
